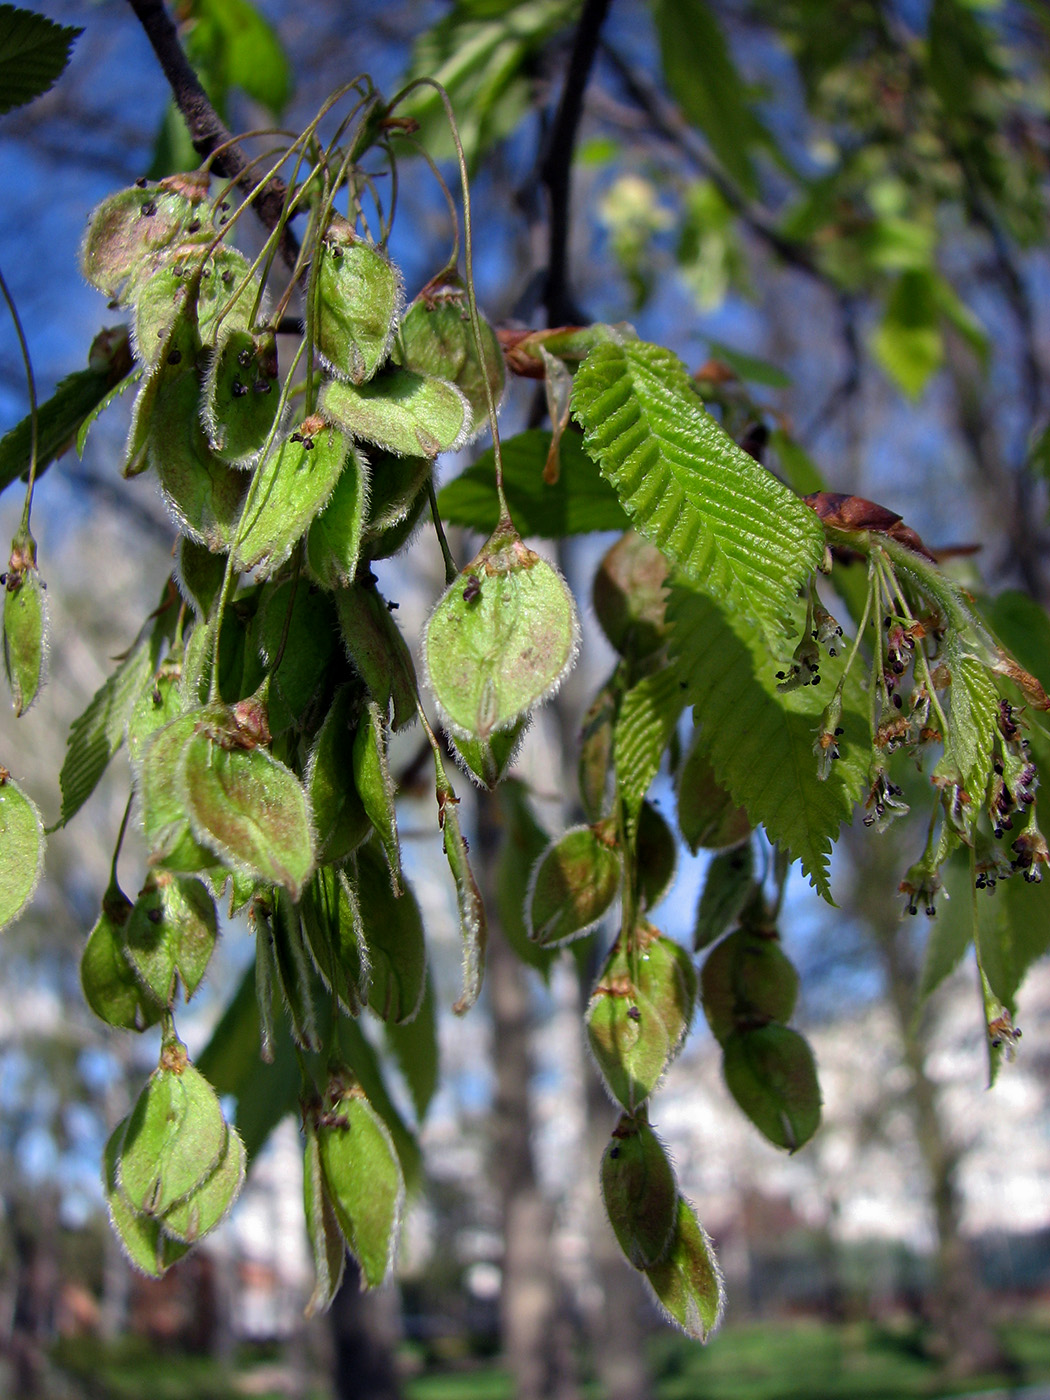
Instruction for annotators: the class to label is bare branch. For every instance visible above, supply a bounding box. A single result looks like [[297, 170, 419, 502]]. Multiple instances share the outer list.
[[124, 0, 299, 269]]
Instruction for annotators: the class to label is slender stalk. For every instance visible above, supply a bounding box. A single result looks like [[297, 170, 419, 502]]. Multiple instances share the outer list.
[[0, 265, 39, 537]]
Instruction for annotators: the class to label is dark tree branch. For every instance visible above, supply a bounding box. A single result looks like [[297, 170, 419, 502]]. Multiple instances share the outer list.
[[124, 0, 300, 270], [538, 0, 613, 326]]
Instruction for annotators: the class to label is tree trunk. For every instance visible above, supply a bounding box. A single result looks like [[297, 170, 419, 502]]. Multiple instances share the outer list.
[[482, 789, 578, 1400], [330, 1259, 402, 1400]]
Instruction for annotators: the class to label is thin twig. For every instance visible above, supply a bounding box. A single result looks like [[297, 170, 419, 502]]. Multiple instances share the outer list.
[[125, 0, 300, 269]]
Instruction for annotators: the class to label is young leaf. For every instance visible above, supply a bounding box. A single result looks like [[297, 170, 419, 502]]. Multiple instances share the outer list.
[[81, 880, 164, 1031], [317, 1085, 405, 1289], [0, 772, 44, 933], [159, 1123, 246, 1245], [601, 1114, 678, 1269], [179, 723, 316, 899], [668, 582, 868, 901], [352, 702, 401, 890], [305, 448, 369, 589], [303, 1121, 346, 1316], [526, 823, 621, 947], [233, 419, 352, 577], [424, 522, 579, 740], [321, 368, 469, 458], [203, 328, 280, 465], [300, 865, 368, 1015], [614, 664, 687, 815], [0, 6, 81, 115], [0, 328, 133, 497], [636, 801, 677, 912], [438, 428, 630, 538], [693, 844, 756, 951], [700, 928, 799, 1045], [316, 218, 401, 385], [439, 786, 487, 1016], [721, 1024, 821, 1151], [123, 872, 218, 1006], [593, 530, 671, 661], [643, 1196, 725, 1343], [335, 582, 419, 732], [81, 177, 211, 299], [57, 614, 161, 826], [677, 735, 752, 853], [3, 567, 48, 715], [104, 1120, 191, 1279], [586, 925, 697, 1111], [305, 687, 372, 865], [355, 838, 427, 1024], [398, 279, 504, 438], [256, 579, 336, 736], [118, 1049, 227, 1216], [572, 339, 824, 640]]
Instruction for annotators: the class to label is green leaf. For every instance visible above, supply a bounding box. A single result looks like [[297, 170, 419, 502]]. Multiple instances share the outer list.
[[668, 583, 868, 900], [303, 1122, 346, 1317], [526, 824, 621, 947], [335, 582, 419, 731], [636, 801, 677, 912], [305, 687, 371, 865], [57, 617, 160, 827], [586, 925, 697, 1112], [942, 641, 999, 807], [398, 280, 504, 439], [614, 664, 687, 815], [160, 1123, 245, 1245], [694, 844, 756, 951], [197, 965, 301, 1160], [593, 531, 671, 660], [0, 773, 44, 932], [382, 974, 439, 1122], [119, 1051, 227, 1216], [700, 929, 799, 1045], [300, 865, 367, 1016], [256, 580, 336, 736], [317, 1084, 405, 1288], [653, 0, 765, 196], [721, 1024, 821, 1151], [643, 1196, 725, 1342], [123, 873, 217, 1006], [438, 429, 630, 537], [872, 270, 943, 400], [440, 785, 488, 1016], [0, 332, 133, 498], [321, 369, 469, 458], [180, 721, 316, 898], [81, 881, 164, 1031], [601, 1114, 678, 1270], [572, 340, 824, 640], [193, 0, 291, 114], [3, 567, 48, 716], [703, 339, 791, 388], [0, 5, 81, 115], [677, 735, 752, 854], [975, 872, 1050, 1017], [202, 328, 280, 465], [104, 1121, 191, 1279], [423, 522, 579, 740], [233, 421, 352, 576], [352, 702, 402, 891], [305, 449, 369, 589], [316, 219, 401, 385], [397, 0, 577, 166], [355, 838, 427, 1025]]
